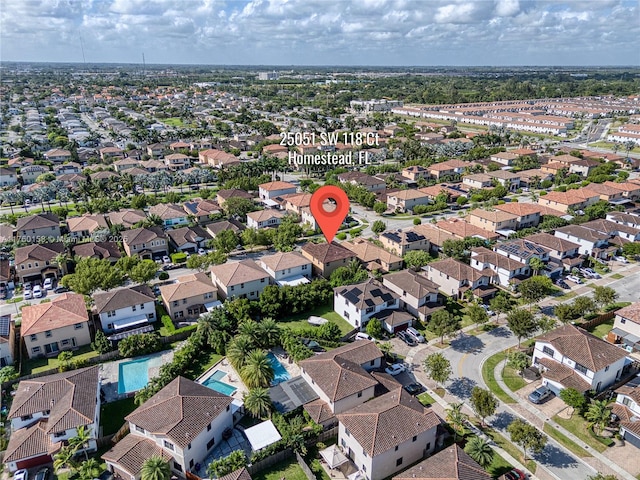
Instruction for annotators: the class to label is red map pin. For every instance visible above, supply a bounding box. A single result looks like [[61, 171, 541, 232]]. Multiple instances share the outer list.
[[310, 185, 350, 243]]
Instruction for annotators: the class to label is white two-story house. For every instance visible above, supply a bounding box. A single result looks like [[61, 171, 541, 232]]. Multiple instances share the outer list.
[[337, 388, 441, 480], [5, 366, 100, 472], [210, 259, 270, 300], [554, 225, 611, 260], [333, 279, 400, 330], [608, 302, 640, 353], [246, 209, 284, 229], [612, 375, 640, 449], [103, 376, 234, 479], [257, 251, 312, 286], [93, 286, 156, 335], [300, 341, 383, 426], [533, 324, 630, 396], [382, 270, 443, 322], [470, 246, 529, 287], [526, 232, 584, 272], [424, 257, 496, 301]]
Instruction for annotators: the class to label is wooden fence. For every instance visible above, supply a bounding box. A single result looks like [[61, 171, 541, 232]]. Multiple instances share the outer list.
[[247, 448, 294, 475], [579, 310, 616, 331], [296, 452, 316, 480]]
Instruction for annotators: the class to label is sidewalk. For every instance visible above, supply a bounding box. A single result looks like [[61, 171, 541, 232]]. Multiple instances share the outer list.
[[494, 359, 636, 480]]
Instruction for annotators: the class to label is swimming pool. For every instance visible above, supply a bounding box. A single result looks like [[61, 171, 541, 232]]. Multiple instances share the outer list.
[[268, 352, 291, 386], [201, 369, 237, 396], [118, 356, 163, 394]]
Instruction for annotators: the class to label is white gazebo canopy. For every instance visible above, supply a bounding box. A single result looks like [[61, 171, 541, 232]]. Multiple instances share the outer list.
[[320, 445, 348, 469], [244, 420, 282, 451]]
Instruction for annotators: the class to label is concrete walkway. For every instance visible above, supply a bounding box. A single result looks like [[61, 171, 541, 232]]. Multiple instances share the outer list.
[[494, 359, 636, 480]]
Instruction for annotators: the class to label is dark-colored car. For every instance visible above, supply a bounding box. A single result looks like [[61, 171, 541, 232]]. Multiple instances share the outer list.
[[53, 286, 69, 294], [528, 385, 553, 404], [403, 382, 423, 395], [555, 279, 570, 289], [34, 468, 50, 480], [397, 330, 417, 347]]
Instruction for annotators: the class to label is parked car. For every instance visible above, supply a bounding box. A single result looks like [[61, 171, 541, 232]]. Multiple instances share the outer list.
[[403, 382, 423, 395], [53, 286, 69, 294], [198, 248, 207, 255], [354, 332, 373, 341], [580, 267, 600, 279], [23, 281, 32, 291], [0, 286, 7, 300], [613, 256, 629, 263], [33, 285, 43, 298], [397, 330, 418, 347], [43, 278, 54, 290], [504, 469, 527, 480], [34, 468, 50, 480], [566, 275, 582, 284], [24, 289, 33, 300], [555, 278, 570, 289], [385, 363, 406, 376], [162, 255, 171, 264], [480, 304, 495, 316], [405, 326, 425, 343], [14, 470, 28, 480], [528, 385, 553, 404]]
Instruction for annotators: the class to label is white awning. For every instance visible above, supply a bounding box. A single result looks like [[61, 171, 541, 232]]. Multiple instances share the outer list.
[[496, 229, 516, 237], [320, 445, 348, 469], [244, 420, 282, 451], [112, 314, 150, 330], [276, 275, 310, 287], [263, 199, 280, 207], [204, 301, 223, 311]]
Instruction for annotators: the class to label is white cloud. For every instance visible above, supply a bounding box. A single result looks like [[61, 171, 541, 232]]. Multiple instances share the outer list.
[[494, 0, 520, 17]]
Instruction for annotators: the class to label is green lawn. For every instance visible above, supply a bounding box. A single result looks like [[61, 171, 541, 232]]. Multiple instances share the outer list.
[[585, 318, 614, 340], [163, 117, 184, 127], [481, 352, 516, 404], [23, 345, 100, 375], [611, 273, 624, 279], [485, 428, 536, 474], [543, 424, 592, 458], [417, 392, 436, 407], [100, 397, 137, 436], [184, 351, 223, 381], [485, 447, 515, 478], [552, 414, 612, 453], [252, 459, 308, 480], [281, 303, 354, 335], [502, 365, 527, 392], [555, 291, 577, 301]]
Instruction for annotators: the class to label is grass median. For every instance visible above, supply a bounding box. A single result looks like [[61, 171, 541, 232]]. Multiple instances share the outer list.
[[481, 352, 516, 404], [543, 423, 592, 458]]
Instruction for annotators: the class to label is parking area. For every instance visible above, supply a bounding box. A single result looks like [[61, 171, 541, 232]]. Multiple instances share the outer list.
[[518, 381, 567, 419]]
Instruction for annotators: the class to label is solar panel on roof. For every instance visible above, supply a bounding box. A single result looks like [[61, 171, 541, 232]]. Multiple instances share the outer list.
[[0, 315, 9, 337]]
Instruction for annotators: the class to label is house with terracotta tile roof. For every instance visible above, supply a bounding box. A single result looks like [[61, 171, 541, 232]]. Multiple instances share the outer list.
[[582, 182, 626, 203], [424, 258, 496, 300], [160, 273, 218, 321], [183, 198, 221, 223], [108, 209, 147, 229], [14, 242, 65, 284], [412, 224, 458, 254], [533, 324, 629, 395], [434, 218, 499, 242], [467, 208, 518, 234], [462, 173, 494, 190], [490, 151, 519, 166], [343, 238, 403, 273], [333, 279, 400, 331], [71, 241, 121, 263], [167, 226, 211, 253], [21, 293, 91, 358], [379, 229, 430, 256], [210, 259, 270, 300], [216, 188, 253, 207], [525, 232, 583, 272], [554, 225, 611, 259], [392, 444, 491, 480], [337, 388, 441, 480], [257, 251, 311, 286], [280, 192, 313, 215], [537, 189, 600, 213], [301, 242, 357, 278], [258, 181, 297, 201], [612, 375, 640, 448], [494, 202, 542, 229], [67, 214, 109, 239], [199, 149, 241, 169], [386, 189, 430, 213], [470, 246, 529, 287], [604, 181, 640, 201], [486, 170, 520, 191], [382, 270, 443, 322], [94, 286, 156, 334], [300, 341, 383, 424], [5, 366, 100, 472], [103, 377, 234, 479], [122, 226, 168, 259], [608, 303, 640, 353], [246, 209, 284, 229], [16, 213, 61, 241], [149, 203, 189, 227]]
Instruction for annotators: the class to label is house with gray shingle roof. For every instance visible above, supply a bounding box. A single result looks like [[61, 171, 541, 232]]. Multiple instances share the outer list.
[[5, 366, 100, 472], [333, 279, 400, 331], [103, 376, 234, 479], [337, 388, 441, 480], [533, 324, 630, 395]]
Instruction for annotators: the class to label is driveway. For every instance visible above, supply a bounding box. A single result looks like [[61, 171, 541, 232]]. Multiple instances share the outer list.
[[518, 381, 566, 421]]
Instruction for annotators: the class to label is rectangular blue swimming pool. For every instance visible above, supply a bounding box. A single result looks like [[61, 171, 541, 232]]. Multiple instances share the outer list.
[[201, 370, 237, 396], [118, 357, 154, 394], [268, 352, 291, 385]]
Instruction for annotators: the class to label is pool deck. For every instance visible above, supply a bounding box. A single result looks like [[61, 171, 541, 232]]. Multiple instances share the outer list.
[[100, 349, 174, 403], [197, 359, 248, 399]]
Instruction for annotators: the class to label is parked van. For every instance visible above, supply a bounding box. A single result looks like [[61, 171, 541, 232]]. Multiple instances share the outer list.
[[406, 326, 426, 343]]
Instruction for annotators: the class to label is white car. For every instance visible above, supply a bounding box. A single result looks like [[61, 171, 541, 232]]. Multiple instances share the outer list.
[[197, 248, 207, 255], [566, 275, 582, 284], [24, 289, 33, 300], [385, 363, 406, 376], [43, 278, 54, 290], [33, 285, 43, 298], [406, 326, 426, 343], [613, 256, 629, 263], [355, 332, 373, 341], [162, 256, 171, 264], [481, 304, 496, 316], [14, 470, 28, 480]]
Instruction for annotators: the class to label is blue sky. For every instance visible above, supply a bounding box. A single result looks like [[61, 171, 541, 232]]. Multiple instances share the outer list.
[[1, 0, 639, 66]]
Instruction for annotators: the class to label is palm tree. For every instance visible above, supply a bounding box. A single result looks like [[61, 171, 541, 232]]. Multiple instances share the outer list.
[[255, 318, 280, 348], [69, 424, 92, 460], [243, 387, 272, 418], [241, 350, 274, 389], [464, 436, 494, 467], [445, 402, 468, 442], [529, 257, 545, 276], [585, 400, 612, 436], [77, 458, 101, 480], [53, 445, 78, 474], [141, 456, 171, 480], [226, 335, 254, 370]]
